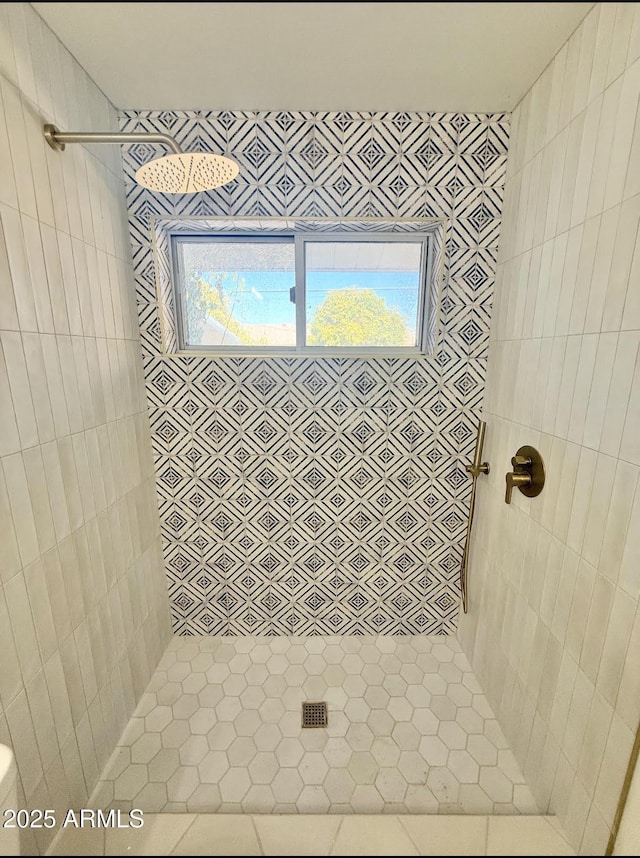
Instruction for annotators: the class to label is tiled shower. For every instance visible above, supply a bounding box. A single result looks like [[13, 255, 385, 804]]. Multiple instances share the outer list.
[[0, 2, 639, 856], [125, 106, 509, 637]]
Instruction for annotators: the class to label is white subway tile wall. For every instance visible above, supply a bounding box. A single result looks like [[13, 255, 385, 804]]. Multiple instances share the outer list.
[[458, 2, 640, 855], [0, 3, 170, 854]]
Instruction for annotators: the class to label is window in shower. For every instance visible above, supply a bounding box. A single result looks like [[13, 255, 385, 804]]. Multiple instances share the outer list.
[[171, 232, 432, 354]]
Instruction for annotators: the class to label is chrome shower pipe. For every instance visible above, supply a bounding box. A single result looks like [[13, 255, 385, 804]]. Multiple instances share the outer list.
[[44, 124, 182, 154], [460, 420, 490, 614]]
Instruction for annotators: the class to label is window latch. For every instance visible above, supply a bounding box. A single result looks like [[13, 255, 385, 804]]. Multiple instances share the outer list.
[[289, 286, 296, 304]]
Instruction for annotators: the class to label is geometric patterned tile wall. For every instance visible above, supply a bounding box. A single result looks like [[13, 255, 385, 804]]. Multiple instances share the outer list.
[[119, 110, 510, 635]]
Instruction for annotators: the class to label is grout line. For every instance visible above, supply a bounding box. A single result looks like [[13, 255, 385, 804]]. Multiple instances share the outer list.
[[396, 814, 421, 854], [328, 816, 344, 856], [250, 816, 264, 856], [28, 3, 118, 116], [168, 814, 197, 856], [544, 815, 574, 851]]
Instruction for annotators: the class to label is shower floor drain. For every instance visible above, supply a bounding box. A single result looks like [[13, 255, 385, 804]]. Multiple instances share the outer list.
[[302, 701, 328, 728]]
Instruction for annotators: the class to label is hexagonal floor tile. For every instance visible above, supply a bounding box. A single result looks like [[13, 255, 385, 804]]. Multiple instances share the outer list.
[[479, 766, 514, 803], [130, 733, 161, 764], [345, 723, 374, 752], [375, 767, 408, 803], [160, 719, 191, 749], [145, 706, 172, 733], [364, 686, 390, 710], [347, 751, 378, 785], [198, 750, 229, 784], [133, 781, 167, 812], [227, 737, 257, 767], [392, 721, 421, 751], [113, 765, 147, 801], [240, 686, 266, 709], [245, 664, 269, 686], [398, 750, 428, 784], [275, 737, 304, 767], [263, 675, 287, 698], [404, 783, 439, 813], [254, 723, 282, 752], [198, 685, 224, 708], [186, 783, 222, 812], [148, 749, 180, 782], [248, 752, 279, 785], [156, 683, 182, 706], [368, 708, 395, 737], [271, 768, 303, 804], [345, 698, 370, 723], [95, 633, 534, 817], [371, 736, 401, 767], [172, 694, 199, 720], [189, 704, 221, 736], [215, 697, 242, 722], [448, 749, 480, 784], [202, 717, 233, 748], [343, 676, 366, 698], [296, 785, 330, 813], [171, 729, 206, 765], [468, 734, 499, 766], [219, 767, 252, 803], [458, 783, 494, 813], [419, 735, 449, 767], [167, 766, 199, 802], [427, 766, 461, 804], [438, 721, 467, 750], [223, 674, 247, 697], [324, 768, 356, 804], [350, 783, 385, 813], [243, 784, 275, 812], [299, 752, 329, 785], [322, 737, 352, 768], [181, 673, 207, 695], [234, 709, 262, 737]]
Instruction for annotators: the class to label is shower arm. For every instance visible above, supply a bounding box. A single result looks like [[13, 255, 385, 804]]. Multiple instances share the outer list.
[[44, 124, 182, 154]]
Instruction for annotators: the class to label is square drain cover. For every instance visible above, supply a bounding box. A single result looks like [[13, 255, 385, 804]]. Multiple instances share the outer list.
[[302, 701, 328, 728]]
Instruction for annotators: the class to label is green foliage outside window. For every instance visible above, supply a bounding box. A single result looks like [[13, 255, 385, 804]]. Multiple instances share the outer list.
[[307, 287, 409, 347], [184, 271, 260, 345]]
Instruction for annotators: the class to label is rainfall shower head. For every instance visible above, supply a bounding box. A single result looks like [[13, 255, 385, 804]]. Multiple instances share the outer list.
[[43, 124, 239, 193], [134, 151, 239, 193]]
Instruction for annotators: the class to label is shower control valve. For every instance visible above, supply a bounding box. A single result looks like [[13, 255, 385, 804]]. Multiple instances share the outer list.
[[505, 445, 545, 505]]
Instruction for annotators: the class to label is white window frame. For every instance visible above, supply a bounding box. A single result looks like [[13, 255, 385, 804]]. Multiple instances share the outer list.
[[171, 230, 434, 356]]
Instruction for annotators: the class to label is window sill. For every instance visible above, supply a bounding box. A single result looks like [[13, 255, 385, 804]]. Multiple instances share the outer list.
[[172, 348, 434, 359]]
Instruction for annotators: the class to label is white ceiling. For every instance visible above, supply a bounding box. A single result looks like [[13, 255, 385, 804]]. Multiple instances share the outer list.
[[33, 2, 593, 113]]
